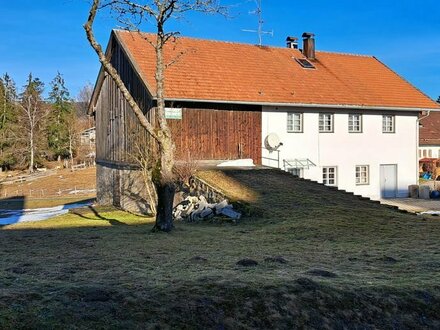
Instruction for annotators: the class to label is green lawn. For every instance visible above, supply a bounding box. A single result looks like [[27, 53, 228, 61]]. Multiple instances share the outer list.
[[1, 169, 440, 329]]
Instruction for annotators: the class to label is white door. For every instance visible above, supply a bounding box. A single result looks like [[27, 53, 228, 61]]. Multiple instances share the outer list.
[[380, 164, 397, 198]]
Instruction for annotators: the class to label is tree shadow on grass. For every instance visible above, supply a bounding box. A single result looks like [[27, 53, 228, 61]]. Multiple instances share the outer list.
[[70, 206, 128, 226]]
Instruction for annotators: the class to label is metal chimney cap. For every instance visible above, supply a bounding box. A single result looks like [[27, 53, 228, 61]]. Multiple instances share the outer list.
[[302, 32, 315, 39], [286, 36, 298, 42]]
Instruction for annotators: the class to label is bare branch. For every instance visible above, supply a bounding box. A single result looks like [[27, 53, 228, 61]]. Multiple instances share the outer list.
[[165, 47, 196, 69], [84, 0, 160, 143]]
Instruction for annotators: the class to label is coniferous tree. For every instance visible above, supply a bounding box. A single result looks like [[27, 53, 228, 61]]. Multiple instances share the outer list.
[[47, 72, 74, 161], [0, 73, 18, 171]]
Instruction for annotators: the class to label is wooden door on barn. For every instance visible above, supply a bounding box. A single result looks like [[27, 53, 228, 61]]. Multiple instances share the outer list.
[[167, 108, 262, 164]]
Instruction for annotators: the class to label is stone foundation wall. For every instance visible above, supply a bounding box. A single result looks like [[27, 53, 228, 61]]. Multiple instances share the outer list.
[[189, 176, 226, 203], [96, 162, 153, 214], [97, 162, 226, 215]]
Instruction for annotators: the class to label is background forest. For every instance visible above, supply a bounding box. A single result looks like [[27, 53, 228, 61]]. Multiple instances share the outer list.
[[0, 72, 94, 173]]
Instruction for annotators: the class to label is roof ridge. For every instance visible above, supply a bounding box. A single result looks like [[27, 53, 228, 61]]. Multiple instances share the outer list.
[[114, 29, 333, 52], [316, 50, 373, 58], [115, 29, 380, 57], [114, 29, 275, 48]]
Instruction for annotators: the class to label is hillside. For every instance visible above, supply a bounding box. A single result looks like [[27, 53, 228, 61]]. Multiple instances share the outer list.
[[0, 168, 439, 328]]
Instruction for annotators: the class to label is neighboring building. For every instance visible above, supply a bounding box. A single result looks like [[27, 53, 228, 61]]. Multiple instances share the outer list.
[[419, 111, 440, 159], [89, 30, 440, 212], [80, 127, 96, 147]]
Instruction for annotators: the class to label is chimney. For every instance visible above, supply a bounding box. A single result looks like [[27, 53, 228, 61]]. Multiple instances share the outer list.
[[286, 36, 298, 49], [302, 32, 315, 60]]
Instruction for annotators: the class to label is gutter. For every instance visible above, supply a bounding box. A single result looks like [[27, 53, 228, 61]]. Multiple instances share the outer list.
[[416, 110, 431, 183]]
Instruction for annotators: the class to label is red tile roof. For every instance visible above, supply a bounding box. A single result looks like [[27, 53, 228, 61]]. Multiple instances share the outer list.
[[420, 111, 440, 145], [115, 30, 440, 110]]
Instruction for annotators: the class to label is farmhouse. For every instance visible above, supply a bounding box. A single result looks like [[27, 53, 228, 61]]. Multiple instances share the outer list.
[[89, 30, 440, 212], [80, 126, 96, 147], [419, 111, 440, 159]]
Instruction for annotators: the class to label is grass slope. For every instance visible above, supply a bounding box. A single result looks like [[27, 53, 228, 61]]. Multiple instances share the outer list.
[[1, 169, 439, 329]]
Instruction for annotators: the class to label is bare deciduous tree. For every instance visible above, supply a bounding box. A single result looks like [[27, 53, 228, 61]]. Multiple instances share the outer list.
[[84, 0, 225, 232], [18, 74, 48, 173], [66, 112, 90, 169], [76, 82, 94, 118]]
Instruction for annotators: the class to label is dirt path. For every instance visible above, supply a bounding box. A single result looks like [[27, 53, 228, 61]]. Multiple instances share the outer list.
[[380, 198, 440, 213]]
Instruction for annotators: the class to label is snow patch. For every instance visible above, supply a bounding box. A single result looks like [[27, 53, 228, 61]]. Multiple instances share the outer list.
[[0, 202, 92, 225], [217, 159, 255, 167]]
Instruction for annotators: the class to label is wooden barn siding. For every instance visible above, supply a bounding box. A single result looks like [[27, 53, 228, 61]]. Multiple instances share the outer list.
[[96, 36, 262, 165], [167, 108, 262, 164], [96, 37, 156, 164]]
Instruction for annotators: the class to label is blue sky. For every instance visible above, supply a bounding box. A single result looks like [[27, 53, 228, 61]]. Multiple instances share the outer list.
[[0, 0, 439, 100]]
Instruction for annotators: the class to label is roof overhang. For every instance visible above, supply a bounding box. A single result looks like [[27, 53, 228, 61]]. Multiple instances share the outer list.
[[165, 97, 440, 112]]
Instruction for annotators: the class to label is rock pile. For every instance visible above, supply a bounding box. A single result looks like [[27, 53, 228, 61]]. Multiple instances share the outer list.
[[173, 195, 241, 222]]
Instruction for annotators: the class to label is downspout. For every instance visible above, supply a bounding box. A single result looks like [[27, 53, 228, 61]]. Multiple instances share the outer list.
[[416, 110, 431, 183]]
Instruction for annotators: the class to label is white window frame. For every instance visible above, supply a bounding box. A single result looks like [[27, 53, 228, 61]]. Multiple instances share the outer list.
[[322, 166, 337, 186], [319, 113, 334, 133], [382, 115, 395, 133], [348, 114, 362, 133], [355, 165, 369, 185], [287, 112, 303, 133]]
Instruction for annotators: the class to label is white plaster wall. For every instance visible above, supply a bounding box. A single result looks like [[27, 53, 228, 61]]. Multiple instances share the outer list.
[[262, 107, 419, 200]]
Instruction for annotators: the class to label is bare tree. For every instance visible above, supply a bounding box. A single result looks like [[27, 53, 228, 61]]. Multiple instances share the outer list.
[[76, 82, 94, 118], [84, 0, 225, 232], [130, 141, 159, 215], [18, 74, 48, 173], [66, 111, 90, 169]]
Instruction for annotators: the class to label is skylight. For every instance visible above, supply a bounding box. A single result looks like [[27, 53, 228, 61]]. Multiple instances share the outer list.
[[295, 58, 315, 69]]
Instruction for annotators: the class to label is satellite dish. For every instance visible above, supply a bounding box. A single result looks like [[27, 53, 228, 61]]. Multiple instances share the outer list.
[[265, 133, 282, 151]]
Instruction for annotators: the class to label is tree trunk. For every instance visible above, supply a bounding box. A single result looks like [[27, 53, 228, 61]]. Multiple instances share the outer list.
[[153, 181, 175, 232], [152, 28, 176, 231], [29, 128, 34, 173], [69, 135, 73, 169], [153, 139, 175, 230]]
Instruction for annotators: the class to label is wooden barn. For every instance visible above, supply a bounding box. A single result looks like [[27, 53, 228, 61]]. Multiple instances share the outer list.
[[90, 30, 440, 211], [89, 30, 263, 212]]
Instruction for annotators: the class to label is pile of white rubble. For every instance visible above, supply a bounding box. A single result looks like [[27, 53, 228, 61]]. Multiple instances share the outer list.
[[173, 195, 241, 222]]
